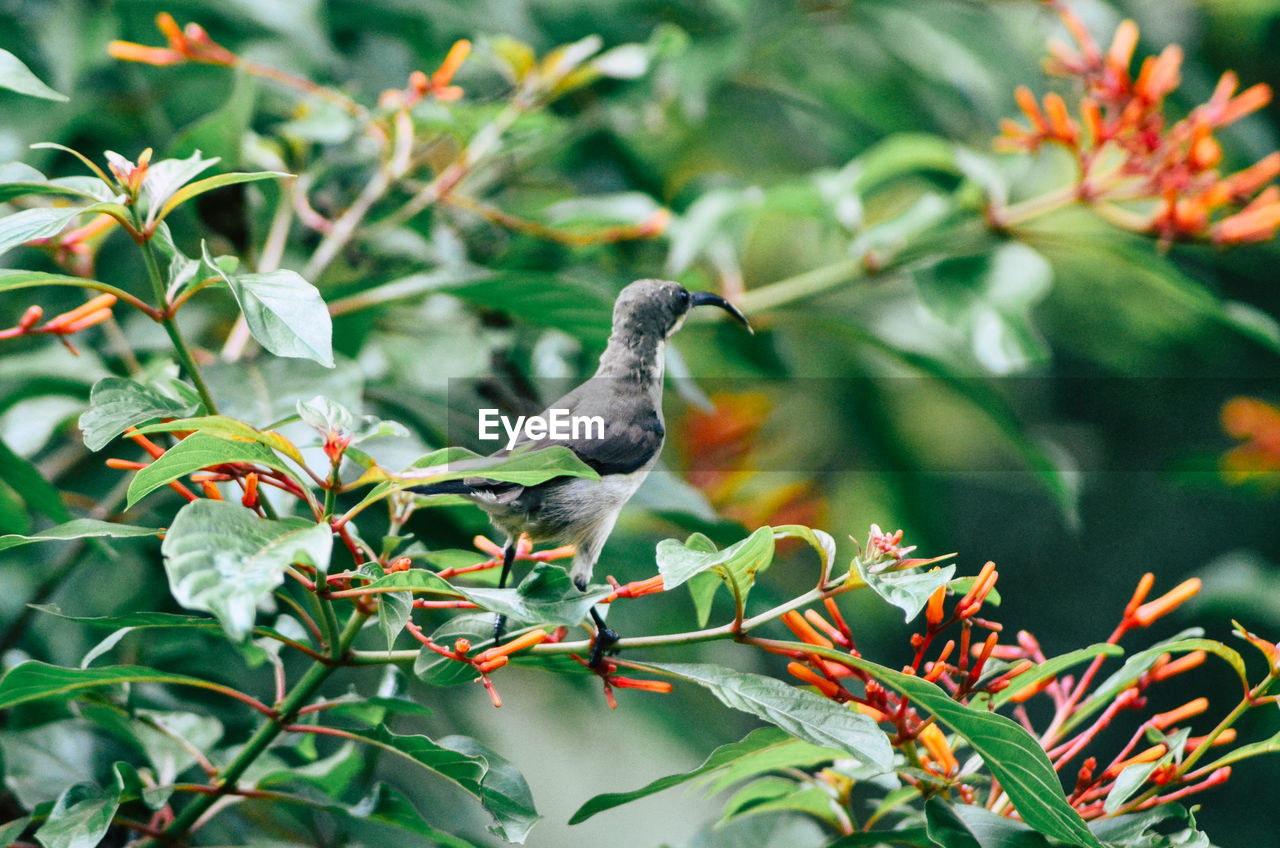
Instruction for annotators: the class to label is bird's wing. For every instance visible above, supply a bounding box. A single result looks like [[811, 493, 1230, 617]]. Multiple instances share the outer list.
[[491, 380, 665, 478]]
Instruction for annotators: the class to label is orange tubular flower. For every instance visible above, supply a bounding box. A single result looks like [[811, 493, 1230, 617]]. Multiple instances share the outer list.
[[1103, 744, 1167, 779], [473, 629, 548, 663], [1130, 578, 1201, 626], [1152, 697, 1209, 730], [787, 662, 842, 698], [781, 610, 834, 650], [918, 723, 959, 776]]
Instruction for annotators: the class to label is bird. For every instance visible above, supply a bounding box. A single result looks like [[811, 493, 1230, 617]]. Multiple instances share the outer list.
[[412, 279, 752, 666]]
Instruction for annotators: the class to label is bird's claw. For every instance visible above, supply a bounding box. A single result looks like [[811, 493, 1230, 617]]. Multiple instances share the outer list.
[[588, 627, 619, 669]]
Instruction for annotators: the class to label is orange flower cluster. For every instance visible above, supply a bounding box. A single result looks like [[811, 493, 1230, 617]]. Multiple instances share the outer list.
[[775, 549, 1235, 817], [379, 40, 472, 108], [1221, 395, 1280, 480], [0, 293, 117, 353], [109, 13, 235, 67], [997, 2, 1280, 245]]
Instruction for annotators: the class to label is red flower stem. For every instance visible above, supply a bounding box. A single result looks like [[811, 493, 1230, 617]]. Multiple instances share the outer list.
[[1053, 688, 1143, 773], [1042, 620, 1130, 745], [1135, 767, 1231, 808]]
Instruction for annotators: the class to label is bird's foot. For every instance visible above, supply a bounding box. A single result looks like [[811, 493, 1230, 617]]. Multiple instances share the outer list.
[[588, 626, 619, 669], [492, 613, 507, 645]]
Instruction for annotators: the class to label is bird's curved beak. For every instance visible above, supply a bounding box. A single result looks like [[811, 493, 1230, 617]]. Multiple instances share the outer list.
[[690, 291, 753, 333]]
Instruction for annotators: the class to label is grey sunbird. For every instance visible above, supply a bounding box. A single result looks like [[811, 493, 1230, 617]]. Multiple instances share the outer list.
[[413, 279, 752, 667]]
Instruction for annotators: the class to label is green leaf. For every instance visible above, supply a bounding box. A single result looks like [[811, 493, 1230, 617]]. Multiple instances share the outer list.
[[1188, 728, 1280, 772], [772, 525, 837, 582], [377, 587, 413, 652], [641, 662, 892, 772], [0, 269, 119, 300], [161, 499, 333, 640], [361, 563, 611, 628], [571, 727, 836, 824], [203, 244, 332, 367], [126, 431, 296, 508], [138, 151, 219, 217], [0, 207, 89, 258], [1065, 630, 1229, 735], [0, 661, 219, 710], [155, 170, 291, 225], [0, 519, 158, 551], [30, 605, 226, 632], [408, 444, 602, 487], [0, 816, 31, 845], [849, 132, 959, 194], [719, 778, 840, 828], [831, 652, 1103, 848], [0, 47, 68, 101], [463, 563, 613, 627], [134, 414, 306, 465], [856, 558, 955, 622], [924, 797, 1051, 848], [348, 729, 540, 843], [915, 242, 1053, 375], [0, 435, 70, 522], [34, 783, 119, 848], [0, 163, 110, 203], [656, 526, 775, 594], [1104, 730, 1187, 815], [990, 643, 1123, 708], [78, 377, 196, 451], [314, 782, 480, 847]]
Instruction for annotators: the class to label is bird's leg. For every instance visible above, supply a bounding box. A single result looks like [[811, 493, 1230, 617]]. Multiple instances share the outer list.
[[493, 539, 516, 643], [587, 605, 619, 669]]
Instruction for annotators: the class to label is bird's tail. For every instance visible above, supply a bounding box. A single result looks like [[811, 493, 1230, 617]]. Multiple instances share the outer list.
[[409, 480, 474, 497]]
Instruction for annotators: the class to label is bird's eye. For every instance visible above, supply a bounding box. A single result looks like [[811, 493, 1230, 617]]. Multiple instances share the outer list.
[[678, 289, 690, 307]]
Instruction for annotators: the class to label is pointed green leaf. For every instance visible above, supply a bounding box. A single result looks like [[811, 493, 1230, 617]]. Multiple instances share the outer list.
[[0, 207, 87, 257], [126, 431, 296, 508], [0, 661, 219, 710], [856, 558, 955, 622], [134, 414, 305, 465], [991, 643, 1122, 708], [463, 563, 612, 627], [0, 435, 70, 522], [772, 525, 837, 582], [642, 662, 892, 773], [924, 797, 1051, 848], [79, 377, 196, 451], [203, 244, 332, 366], [657, 526, 775, 594], [830, 652, 1103, 848], [34, 783, 119, 848], [161, 499, 333, 640], [0, 519, 159, 551], [155, 170, 291, 225], [139, 151, 218, 216], [719, 778, 840, 828], [345, 729, 540, 843], [570, 727, 839, 824], [0, 48, 67, 101]]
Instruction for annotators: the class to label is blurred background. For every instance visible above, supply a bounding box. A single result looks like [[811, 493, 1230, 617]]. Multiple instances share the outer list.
[[3, 0, 1280, 845]]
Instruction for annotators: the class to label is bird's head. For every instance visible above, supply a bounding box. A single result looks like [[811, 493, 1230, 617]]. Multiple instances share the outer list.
[[613, 279, 752, 340]]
